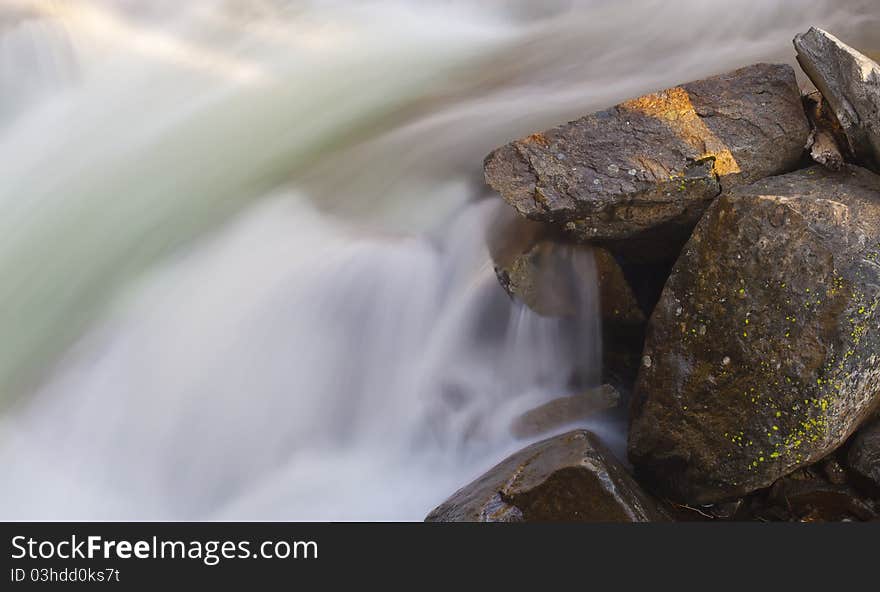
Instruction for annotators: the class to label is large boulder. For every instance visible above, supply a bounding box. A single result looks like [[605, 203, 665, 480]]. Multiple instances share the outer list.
[[629, 165, 880, 504], [426, 430, 666, 522], [795, 28, 880, 172], [484, 63, 809, 248]]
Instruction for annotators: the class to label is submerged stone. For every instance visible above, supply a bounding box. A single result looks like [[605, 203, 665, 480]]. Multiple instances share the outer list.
[[510, 384, 620, 439]]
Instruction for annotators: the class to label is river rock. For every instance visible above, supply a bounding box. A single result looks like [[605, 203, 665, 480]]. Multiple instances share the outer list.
[[488, 212, 647, 386], [847, 417, 880, 491], [494, 239, 593, 318], [498, 241, 644, 324], [628, 165, 880, 504], [488, 211, 643, 324], [484, 63, 809, 246], [426, 429, 666, 522], [794, 28, 880, 172], [510, 384, 619, 439]]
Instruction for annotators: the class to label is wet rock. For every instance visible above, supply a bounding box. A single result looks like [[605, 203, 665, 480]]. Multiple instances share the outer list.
[[488, 212, 643, 324], [847, 417, 880, 491], [629, 165, 880, 504], [487, 208, 554, 296], [494, 239, 596, 318], [426, 430, 666, 522], [511, 384, 619, 439], [487, 211, 647, 387], [795, 28, 880, 172], [484, 63, 808, 246]]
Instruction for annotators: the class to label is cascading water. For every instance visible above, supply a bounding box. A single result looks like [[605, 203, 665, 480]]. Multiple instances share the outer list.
[[0, 0, 877, 520]]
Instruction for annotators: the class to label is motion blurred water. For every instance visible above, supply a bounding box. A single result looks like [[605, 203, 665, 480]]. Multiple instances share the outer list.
[[0, 0, 877, 519]]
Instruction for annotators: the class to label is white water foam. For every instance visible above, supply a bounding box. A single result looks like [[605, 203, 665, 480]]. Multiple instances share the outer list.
[[0, 0, 876, 519]]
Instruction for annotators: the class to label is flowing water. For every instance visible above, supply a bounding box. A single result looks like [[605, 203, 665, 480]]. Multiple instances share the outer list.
[[0, 0, 877, 520]]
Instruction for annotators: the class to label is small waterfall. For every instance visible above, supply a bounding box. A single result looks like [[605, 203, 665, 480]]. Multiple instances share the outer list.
[[0, 0, 877, 519], [0, 196, 603, 520]]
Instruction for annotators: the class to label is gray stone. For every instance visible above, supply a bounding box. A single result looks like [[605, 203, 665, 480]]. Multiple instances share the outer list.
[[484, 63, 809, 244], [795, 27, 880, 172]]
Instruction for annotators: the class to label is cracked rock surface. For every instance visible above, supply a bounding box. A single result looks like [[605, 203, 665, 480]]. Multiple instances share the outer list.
[[483, 63, 809, 244]]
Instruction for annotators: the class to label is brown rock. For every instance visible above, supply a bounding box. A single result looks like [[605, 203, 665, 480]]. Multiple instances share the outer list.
[[803, 92, 846, 171], [629, 166, 880, 504], [487, 210, 647, 387], [488, 213, 643, 325], [426, 430, 666, 522], [795, 28, 880, 172], [484, 63, 808, 245], [510, 384, 619, 439], [495, 239, 594, 318], [486, 207, 553, 279]]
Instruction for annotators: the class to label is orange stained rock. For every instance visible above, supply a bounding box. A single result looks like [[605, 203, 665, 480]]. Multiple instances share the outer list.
[[522, 132, 550, 147], [621, 87, 742, 177]]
